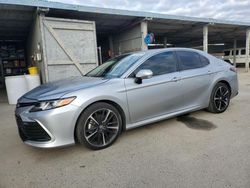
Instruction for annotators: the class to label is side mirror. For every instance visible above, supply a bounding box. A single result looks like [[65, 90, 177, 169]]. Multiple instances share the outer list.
[[135, 69, 153, 84]]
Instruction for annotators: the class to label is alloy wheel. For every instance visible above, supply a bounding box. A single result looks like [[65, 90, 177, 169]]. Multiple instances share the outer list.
[[84, 108, 119, 147], [214, 86, 230, 112]]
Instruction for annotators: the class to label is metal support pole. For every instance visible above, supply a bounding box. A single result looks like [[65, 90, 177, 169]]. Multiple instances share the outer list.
[[141, 21, 148, 50], [164, 37, 167, 48], [108, 36, 114, 58], [97, 46, 102, 65], [233, 39, 237, 67], [246, 29, 250, 72], [203, 25, 208, 53]]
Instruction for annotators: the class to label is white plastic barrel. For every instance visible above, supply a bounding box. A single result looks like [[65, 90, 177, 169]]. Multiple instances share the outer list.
[[5, 75, 28, 105], [25, 74, 41, 91]]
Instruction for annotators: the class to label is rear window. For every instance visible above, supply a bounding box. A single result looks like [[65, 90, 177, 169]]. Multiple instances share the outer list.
[[232, 50, 239, 55], [176, 51, 209, 71]]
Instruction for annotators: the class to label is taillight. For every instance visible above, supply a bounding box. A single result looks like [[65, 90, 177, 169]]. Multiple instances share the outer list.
[[230, 66, 237, 73]]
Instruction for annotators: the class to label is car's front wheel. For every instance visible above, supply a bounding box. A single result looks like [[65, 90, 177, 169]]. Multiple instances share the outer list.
[[207, 82, 231, 113], [76, 102, 122, 150]]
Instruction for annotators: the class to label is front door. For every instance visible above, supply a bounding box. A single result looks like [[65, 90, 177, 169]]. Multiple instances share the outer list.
[[125, 51, 183, 123]]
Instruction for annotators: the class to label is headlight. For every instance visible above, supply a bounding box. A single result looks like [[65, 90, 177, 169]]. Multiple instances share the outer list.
[[29, 97, 76, 112]]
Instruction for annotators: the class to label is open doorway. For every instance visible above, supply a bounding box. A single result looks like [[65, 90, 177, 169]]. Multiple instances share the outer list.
[[0, 41, 28, 102], [0, 5, 35, 103]]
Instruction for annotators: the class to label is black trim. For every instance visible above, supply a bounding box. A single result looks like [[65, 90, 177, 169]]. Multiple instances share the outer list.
[[15, 115, 51, 142], [16, 102, 37, 108]]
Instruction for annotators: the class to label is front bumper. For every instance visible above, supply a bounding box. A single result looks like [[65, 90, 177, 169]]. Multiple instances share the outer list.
[[229, 73, 239, 99], [15, 103, 80, 148]]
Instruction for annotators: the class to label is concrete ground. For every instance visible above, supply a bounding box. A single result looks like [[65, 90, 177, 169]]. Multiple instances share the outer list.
[[0, 69, 250, 188]]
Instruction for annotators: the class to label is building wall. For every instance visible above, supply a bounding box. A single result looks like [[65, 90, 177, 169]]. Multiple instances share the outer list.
[[112, 21, 148, 55]]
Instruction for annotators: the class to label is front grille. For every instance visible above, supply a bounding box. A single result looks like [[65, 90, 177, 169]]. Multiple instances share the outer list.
[[15, 115, 51, 142]]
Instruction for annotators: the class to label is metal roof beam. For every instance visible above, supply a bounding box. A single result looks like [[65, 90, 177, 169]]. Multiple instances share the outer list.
[[0, 9, 33, 20], [1, 0, 250, 27]]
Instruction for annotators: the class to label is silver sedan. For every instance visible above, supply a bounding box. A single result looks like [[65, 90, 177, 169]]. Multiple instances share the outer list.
[[15, 48, 238, 150]]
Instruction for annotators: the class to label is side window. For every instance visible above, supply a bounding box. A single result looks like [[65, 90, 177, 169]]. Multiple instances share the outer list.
[[241, 49, 246, 55], [132, 51, 178, 77], [232, 50, 239, 55], [176, 51, 208, 71], [224, 51, 230, 56]]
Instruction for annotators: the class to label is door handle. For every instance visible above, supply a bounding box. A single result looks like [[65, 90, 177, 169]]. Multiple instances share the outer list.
[[207, 70, 212, 75], [171, 77, 181, 82]]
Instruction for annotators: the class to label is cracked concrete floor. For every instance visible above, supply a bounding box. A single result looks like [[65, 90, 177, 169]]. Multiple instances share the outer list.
[[0, 69, 250, 188]]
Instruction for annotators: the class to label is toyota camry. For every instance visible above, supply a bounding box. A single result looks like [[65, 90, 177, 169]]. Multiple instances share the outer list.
[[15, 48, 238, 150]]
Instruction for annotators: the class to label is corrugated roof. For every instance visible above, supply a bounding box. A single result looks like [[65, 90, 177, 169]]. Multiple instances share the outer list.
[[1, 0, 250, 27]]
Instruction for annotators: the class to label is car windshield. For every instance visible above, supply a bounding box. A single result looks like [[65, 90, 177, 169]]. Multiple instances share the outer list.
[[85, 52, 144, 78]]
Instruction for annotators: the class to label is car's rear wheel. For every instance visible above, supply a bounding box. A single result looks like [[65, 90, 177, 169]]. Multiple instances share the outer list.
[[76, 102, 122, 150], [207, 82, 231, 113]]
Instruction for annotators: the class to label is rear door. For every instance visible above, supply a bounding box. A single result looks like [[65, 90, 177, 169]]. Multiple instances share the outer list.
[[125, 51, 183, 123], [175, 50, 212, 108]]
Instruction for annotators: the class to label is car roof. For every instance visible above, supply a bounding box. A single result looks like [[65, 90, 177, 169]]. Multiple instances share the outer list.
[[128, 47, 204, 56], [113, 48, 209, 62]]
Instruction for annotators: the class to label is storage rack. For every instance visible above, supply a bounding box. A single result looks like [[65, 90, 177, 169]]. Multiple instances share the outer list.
[[0, 43, 27, 88]]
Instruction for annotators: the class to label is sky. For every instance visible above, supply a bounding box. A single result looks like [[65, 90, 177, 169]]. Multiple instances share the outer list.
[[49, 0, 250, 22]]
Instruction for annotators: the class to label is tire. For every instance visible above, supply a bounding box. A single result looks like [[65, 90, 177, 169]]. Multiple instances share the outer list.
[[207, 82, 231, 113], [76, 102, 122, 150]]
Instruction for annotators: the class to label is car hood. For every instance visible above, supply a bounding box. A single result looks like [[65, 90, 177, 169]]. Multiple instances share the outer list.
[[22, 76, 108, 101]]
